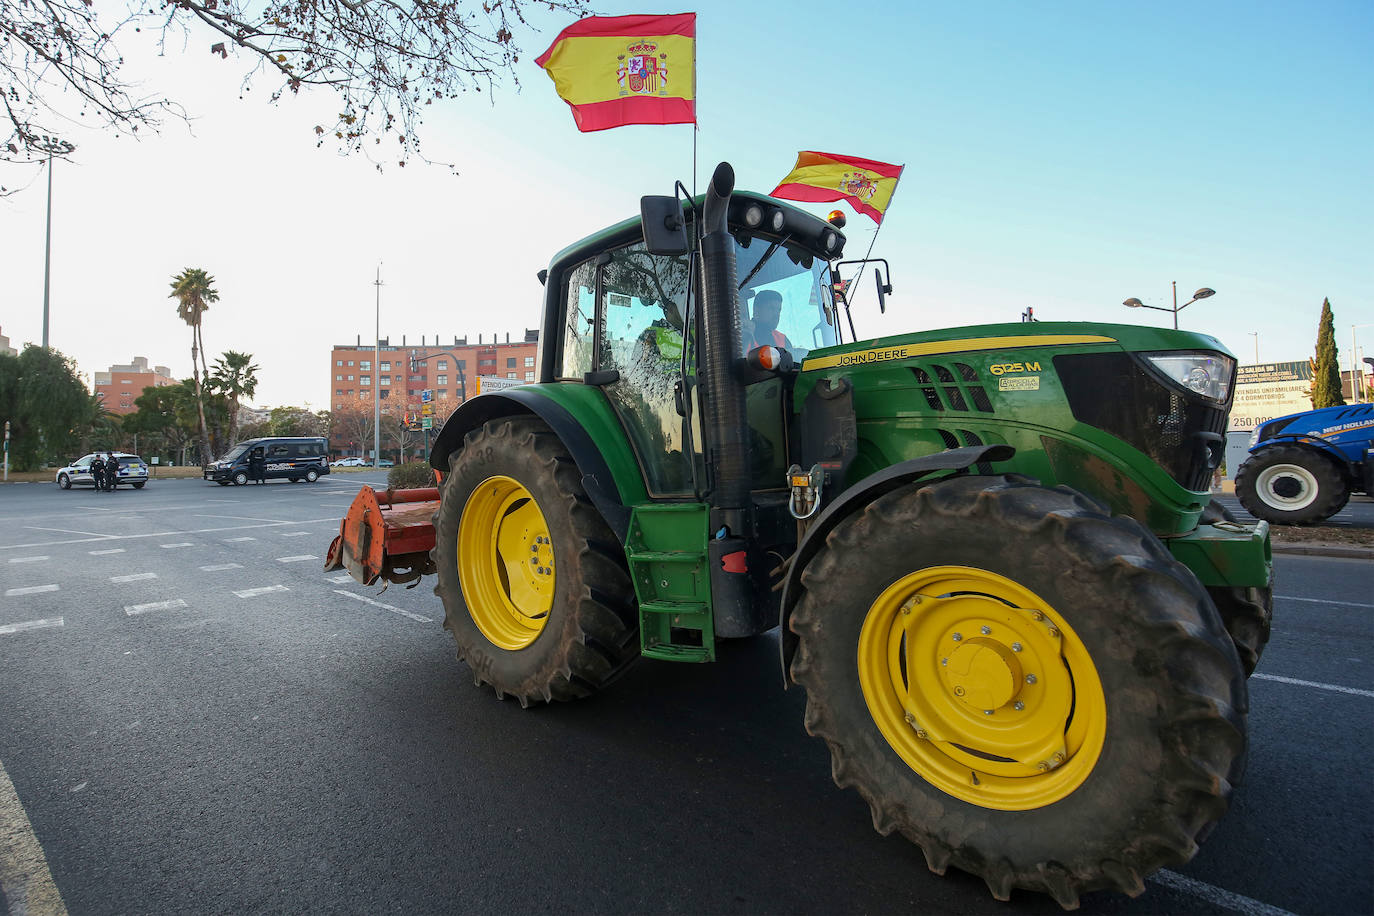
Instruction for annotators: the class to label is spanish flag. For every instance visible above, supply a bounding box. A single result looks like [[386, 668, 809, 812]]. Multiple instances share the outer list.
[[535, 13, 696, 133], [771, 151, 905, 224]]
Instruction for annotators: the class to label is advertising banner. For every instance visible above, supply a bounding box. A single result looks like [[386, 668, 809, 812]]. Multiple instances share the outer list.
[[1231, 362, 1312, 431]]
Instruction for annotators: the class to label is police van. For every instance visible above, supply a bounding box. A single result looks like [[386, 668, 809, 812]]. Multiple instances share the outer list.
[[203, 437, 331, 485]]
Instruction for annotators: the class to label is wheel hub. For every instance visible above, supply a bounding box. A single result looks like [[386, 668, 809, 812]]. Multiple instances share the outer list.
[[944, 638, 1022, 712], [858, 567, 1106, 810], [458, 475, 555, 650]]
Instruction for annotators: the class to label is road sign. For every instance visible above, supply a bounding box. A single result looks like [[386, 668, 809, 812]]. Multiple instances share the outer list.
[[422, 418, 433, 430], [422, 403, 434, 416], [421, 389, 432, 403]]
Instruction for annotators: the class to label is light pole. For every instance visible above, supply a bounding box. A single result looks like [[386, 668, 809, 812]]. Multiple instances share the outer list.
[[1122, 281, 1216, 330], [373, 264, 382, 469], [36, 136, 76, 349], [1353, 324, 1374, 403]]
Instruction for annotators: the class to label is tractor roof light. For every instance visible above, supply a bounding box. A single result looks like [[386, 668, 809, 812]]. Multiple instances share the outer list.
[[768, 208, 785, 232], [743, 203, 764, 228], [827, 210, 847, 228]]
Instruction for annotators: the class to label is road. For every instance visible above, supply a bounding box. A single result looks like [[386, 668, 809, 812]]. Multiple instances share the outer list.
[[0, 476, 1369, 915]]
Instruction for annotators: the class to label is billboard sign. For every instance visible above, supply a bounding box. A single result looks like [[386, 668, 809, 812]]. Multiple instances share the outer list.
[[1230, 362, 1312, 432]]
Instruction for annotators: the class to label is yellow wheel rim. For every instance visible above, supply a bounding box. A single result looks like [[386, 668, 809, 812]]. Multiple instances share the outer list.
[[457, 475, 555, 650], [858, 566, 1106, 810]]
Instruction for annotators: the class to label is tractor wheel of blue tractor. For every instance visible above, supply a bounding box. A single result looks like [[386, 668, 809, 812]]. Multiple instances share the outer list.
[[431, 416, 639, 706], [1236, 443, 1349, 525], [788, 475, 1248, 908]]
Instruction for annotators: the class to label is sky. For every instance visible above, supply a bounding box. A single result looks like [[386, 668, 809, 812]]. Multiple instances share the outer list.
[[2, 0, 1371, 410]]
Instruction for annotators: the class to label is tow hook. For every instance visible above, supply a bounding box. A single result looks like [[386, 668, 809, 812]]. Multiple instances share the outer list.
[[787, 463, 826, 520]]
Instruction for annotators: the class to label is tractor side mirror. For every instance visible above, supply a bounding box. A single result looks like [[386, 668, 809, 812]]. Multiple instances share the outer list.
[[640, 195, 688, 255], [874, 267, 893, 314]]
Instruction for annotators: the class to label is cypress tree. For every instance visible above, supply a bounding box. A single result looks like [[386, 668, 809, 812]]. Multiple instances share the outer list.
[[1310, 298, 1346, 408]]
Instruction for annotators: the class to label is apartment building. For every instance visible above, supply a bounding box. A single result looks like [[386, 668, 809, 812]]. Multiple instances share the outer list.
[[329, 330, 540, 416], [94, 356, 178, 414]]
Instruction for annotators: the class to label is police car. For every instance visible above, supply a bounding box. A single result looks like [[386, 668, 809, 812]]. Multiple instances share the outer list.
[[55, 453, 150, 489], [204, 436, 331, 485]]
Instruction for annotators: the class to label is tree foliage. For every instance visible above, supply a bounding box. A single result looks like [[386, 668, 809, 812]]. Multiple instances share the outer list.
[[211, 349, 259, 445], [1310, 297, 1345, 409], [268, 405, 328, 438], [2, 0, 589, 185], [169, 267, 218, 464], [0, 345, 98, 470]]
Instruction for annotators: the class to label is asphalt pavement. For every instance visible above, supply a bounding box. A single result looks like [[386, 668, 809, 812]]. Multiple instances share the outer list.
[[0, 476, 1369, 915]]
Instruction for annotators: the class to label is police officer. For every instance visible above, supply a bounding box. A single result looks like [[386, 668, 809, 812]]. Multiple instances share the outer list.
[[90, 453, 106, 491], [105, 453, 120, 492], [249, 447, 266, 485]]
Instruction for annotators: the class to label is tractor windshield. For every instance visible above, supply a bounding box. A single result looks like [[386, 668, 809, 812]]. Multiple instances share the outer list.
[[736, 238, 839, 357]]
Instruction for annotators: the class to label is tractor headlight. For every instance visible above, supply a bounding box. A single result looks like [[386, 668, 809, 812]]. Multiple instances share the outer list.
[[743, 203, 764, 228], [1144, 352, 1235, 403]]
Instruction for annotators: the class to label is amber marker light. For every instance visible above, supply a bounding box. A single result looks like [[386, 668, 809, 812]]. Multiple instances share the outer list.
[[749, 345, 782, 371], [827, 210, 847, 228]]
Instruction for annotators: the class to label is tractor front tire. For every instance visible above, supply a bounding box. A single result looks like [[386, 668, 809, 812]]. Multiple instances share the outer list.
[[432, 417, 639, 706], [789, 476, 1247, 908], [1235, 444, 1349, 525]]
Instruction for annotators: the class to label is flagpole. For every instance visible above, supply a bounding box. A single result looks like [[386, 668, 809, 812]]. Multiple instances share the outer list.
[[845, 164, 905, 336], [691, 25, 698, 201]]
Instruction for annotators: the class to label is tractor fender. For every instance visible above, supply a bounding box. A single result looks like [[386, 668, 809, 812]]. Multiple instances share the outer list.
[[778, 444, 1015, 687], [429, 388, 634, 543]]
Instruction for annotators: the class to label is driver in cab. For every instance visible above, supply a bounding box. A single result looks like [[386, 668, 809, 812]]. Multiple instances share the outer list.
[[743, 289, 793, 351]]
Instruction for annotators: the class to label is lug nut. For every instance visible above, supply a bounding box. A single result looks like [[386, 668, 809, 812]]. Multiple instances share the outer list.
[[1053, 751, 1066, 765], [1032, 611, 1045, 621], [952, 632, 963, 642], [1037, 761, 1050, 772], [904, 713, 915, 725], [940, 657, 948, 667], [980, 625, 991, 635], [1048, 626, 1060, 638], [915, 729, 929, 739], [1013, 701, 1024, 711], [983, 709, 994, 716], [953, 686, 965, 697], [1025, 674, 1037, 685], [1011, 642, 1022, 652]]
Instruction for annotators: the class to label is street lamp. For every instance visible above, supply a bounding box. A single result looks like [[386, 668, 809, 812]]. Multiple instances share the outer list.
[[35, 136, 77, 349], [1122, 281, 1216, 330], [1353, 324, 1374, 403], [373, 264, 382, 469]]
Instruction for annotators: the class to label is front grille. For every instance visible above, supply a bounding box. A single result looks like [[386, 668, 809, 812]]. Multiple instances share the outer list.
[[1054, 352, 1228, 491]]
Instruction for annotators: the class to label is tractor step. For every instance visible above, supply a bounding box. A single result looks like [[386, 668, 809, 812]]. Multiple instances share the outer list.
[[625, 503, 715, 662]]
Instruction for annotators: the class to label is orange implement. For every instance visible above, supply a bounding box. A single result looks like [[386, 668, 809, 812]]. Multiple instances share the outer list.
[[324, 486, 441, 587]]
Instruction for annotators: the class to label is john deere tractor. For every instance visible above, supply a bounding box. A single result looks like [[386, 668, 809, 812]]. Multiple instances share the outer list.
[[326, 163, 1272, 907]]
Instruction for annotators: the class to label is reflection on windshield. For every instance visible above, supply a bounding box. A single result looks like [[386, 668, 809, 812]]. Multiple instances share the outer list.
[[219, 444, 249, 462], [734, 236, 837, 357]]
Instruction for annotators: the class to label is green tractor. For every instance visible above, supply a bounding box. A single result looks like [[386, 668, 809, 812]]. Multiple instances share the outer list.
[[326, 163, 1272, 907]]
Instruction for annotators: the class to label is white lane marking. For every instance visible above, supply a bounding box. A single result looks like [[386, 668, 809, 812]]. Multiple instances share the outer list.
[[4, 585, 60, 597], [0, 754, 70, 914], [199, 563, 244, 572], [195, 514, 294, 523], [333, 589, 433, 623], [326, 573, 356, 584], [233, 585, 289, 598], [277, 555, 318, 563], [23, 525, 112, 538], [224, 537, 256, 542], [279, 531, 311, 537], [0, 617, 65, 635], [8, 556, 49, 564], [116, 517, 143, 521], [124, 599, 189, 616], [110, 573, 158, 583], [0, 518, 344, 552], [160, 542, 194, 549], [88, 548, 125, 555], [1252, 673, 1374, 698], [1150, 868, 1297, 916], [1276, 594, 1374, 609]]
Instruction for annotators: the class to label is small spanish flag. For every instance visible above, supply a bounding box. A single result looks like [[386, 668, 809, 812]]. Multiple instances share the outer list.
[[535, 13, 696, 133], [771, 151, 905, 224]]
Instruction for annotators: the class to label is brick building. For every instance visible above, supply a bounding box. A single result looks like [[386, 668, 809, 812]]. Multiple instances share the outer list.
[[329, 330, 540, 418], [94, 356, 178, 414]]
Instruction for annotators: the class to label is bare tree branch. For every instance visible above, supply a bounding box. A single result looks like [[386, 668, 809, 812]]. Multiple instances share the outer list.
[[2, 0, 590, 190]]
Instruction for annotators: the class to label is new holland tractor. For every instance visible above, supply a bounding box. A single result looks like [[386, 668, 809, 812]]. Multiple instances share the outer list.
[[326, 163, 1272, 907]]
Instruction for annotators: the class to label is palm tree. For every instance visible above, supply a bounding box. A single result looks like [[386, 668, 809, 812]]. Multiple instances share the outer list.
[[169, 268, 219, 464], [211, 350, 260, 446]]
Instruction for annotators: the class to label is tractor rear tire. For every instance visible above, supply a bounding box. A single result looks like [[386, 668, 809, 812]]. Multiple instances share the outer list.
[[789, 476, 1247, 908], [432, 417, 639, 706], [1235, 444, 1349, 525], [1200, 500, 1273, 676]]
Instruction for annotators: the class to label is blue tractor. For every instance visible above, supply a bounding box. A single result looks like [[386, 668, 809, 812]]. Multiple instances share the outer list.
[[1236, 403, 1374, 524]]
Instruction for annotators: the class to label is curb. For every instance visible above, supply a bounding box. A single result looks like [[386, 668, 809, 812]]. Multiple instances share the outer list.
[[1271, 543, 1374, 560]]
